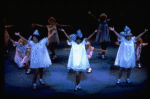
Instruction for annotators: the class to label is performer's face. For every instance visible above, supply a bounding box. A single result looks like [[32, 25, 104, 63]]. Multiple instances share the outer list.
[[19, 42, 23, 46], [33, 36, 38, 43], [48, 21, 54, 25], [75, 38, 82, 44], [126, 36, 132, 41]]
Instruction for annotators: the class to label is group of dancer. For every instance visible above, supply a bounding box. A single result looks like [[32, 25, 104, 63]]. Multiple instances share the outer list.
[[4, 12, 148, 90]]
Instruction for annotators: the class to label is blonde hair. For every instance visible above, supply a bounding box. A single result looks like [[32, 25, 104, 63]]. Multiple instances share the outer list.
[[18, 38, 27, 45], [85, 41, 91, 50]]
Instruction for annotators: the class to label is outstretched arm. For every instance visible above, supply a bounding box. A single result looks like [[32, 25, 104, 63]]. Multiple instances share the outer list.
[[94, 48, 108, 53], [31, 23, 46, 27], [47, 31, 56, 39], [88, 11, 98, 19], [135, 29, 148, 41], [144, 43, 148, 46], [58, 28, 71, 42], [109, 27, 122, 39], [57, 24, 73, 29], [57, 23, 72, 27], [64, 48, 71, 51], [85, 29, 98, 42], [5, 25, 15, 28], [9, 38, 15, 44], [15, 32, 28, 42]]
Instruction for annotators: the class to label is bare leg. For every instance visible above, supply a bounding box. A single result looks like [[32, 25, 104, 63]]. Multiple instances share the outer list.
[[26, 62, 31, 74], [138, 59, 141, 68], [117, 67, 124, 84], [100, 42, 108, 59], [126, 68, 132, 84], [33, 68, 39, 83], [26, 62, 30, 69], [74, 71, 82, 91], [138, 59, 140, 64], [118, 67, 124, 79], [39, 68, 45, 85], [127, 68, 132, 79], [39, 68, 43, 79], [76, 71, 82, 85]]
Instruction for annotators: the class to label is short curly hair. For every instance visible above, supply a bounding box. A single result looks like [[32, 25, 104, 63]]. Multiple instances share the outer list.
[[100, 13, 107, 22], [48, 17, 56, 24], [18, 38, 27, 45], [31, 35, 41, 41], [136, 37, 143, 44]]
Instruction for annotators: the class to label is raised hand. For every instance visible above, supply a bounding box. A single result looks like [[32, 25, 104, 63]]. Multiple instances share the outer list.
[[31, 23, 35, 27], [88, 11, 91, 14], [144, 29, 148, 32], [109, 27, 115, 31], [94, 29, 98, 33], [15, 32, 20, 36], [14, 32, 28, 42]]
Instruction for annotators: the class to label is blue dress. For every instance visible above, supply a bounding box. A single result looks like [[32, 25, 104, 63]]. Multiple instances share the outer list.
[[95, 19, 110, 42]]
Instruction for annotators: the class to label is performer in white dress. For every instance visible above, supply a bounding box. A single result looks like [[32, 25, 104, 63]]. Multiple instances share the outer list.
[[59, 28, 98, 91], [15, 29, 55, 89], [32, 17, 71, 60], [64, 41, 108, 73], [109, 26, 148, 84]]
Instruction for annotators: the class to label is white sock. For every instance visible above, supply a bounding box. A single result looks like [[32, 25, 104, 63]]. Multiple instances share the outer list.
[[33, 83, 36, 86], [39, 79, 43, 82], [102, 55, 105, 58], [117, 79, 120, 83]]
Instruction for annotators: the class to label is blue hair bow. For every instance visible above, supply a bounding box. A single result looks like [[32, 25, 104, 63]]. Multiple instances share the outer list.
[[69, 29, 83, 41], [124, 26, 132, 36]]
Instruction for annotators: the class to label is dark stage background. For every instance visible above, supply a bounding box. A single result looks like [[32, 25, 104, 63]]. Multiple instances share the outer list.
[[3, 2, 149, 98], [3, 1, 148, 42]]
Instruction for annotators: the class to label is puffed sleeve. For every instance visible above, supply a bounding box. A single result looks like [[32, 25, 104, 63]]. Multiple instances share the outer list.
[[28, 41, 34, 47], [132, 36, 137, 43], [13, 41, 19, 47], [98, 19, 101, 24], [83, 38, 89, 45], [118, 36, 125, 42], [41, 37, 49, 44], [106, 19, 110, 22], [67, 40, 72, 45]]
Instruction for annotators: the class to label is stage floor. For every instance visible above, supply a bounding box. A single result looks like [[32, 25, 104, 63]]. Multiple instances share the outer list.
[[4, 40, 148, 98]]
